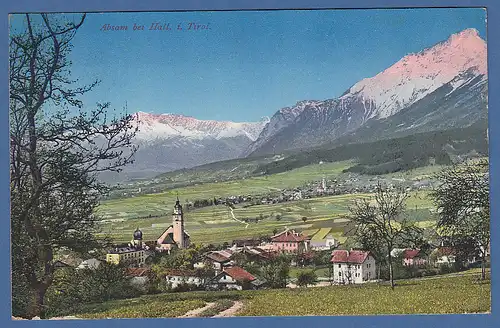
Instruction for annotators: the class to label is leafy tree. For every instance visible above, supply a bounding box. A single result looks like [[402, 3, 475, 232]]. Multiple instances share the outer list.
[[296, 270, 318, 287], [45, 262, 139, 317], [302, 216, 308, 222], [275, 214, 282, 221], [353, 229, 386, 279], [349, 183, 422, 289], [10, 14, 137, 318], [259, 255, 290, 289], [431, 159, 490, 280], [273, 228, 278, 236]]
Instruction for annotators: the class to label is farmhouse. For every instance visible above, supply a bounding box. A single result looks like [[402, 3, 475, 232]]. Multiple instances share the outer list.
[[269, 228, 310, 254], [232, 238, 261, 247], [77, 258, 102, 270], [126, 267, 151, 291], [391, 248, 427, 267], [163, 269, 205, 288], [206, 266, 259, 291], [331, 249, 376, 284], [310, 234, 339, 251], [402, 249, 427, 267], [156, 198, 191, 253], [433, 247, 456, 266], [204, 250, 235, 272], [240, 246, 279, 261]]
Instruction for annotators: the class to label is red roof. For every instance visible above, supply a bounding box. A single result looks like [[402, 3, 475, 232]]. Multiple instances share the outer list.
[[403, 249, 421, 259], [271, 230, 309, 243], [331, 250, 371, 264], [437, 247, 455, 256], [126, 268, 150, 277], [223, 266, 255, 282], [206, 252, 231, 263]]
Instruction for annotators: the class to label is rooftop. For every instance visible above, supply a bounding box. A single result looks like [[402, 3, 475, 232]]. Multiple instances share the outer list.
[[271, 229, 309, 243], [331, 250, 371, 264], [206, 251, 232, 263], [403, 249, 422, 259], [108, 246, 144, 254], [223, 266, 255, 282], [126, 268, 150, 277]]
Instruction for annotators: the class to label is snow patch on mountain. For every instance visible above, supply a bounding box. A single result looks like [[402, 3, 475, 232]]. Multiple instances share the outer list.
[[133, 112, 268, 141], [344, 28, 487, 119]]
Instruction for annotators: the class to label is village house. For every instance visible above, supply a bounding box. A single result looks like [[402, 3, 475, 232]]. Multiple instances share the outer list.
[[206, 266, 263, 291], [331, 249, 377, 284], [402, 249, 427, 267], [164, 269, 205, 289], [232, 238, 262, 247], [269, 228, 310, 254], [156, 198, 191, 253], [126, 267, 151, 291], [202, 250, 235, 273], [77, 258, 102, 270], [310, 234, 339, 251], [240, 246, 278, 262], [391, 248, 427, 267], [433, 246, 456, 266]]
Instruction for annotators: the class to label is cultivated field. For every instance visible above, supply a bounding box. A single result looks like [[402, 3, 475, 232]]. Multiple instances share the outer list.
[[97, 160, 438, 245], [56, 270, 490, 318]]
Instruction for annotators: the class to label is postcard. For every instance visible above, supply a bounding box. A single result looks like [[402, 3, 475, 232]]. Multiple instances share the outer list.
[[8, 7, 490, 320]]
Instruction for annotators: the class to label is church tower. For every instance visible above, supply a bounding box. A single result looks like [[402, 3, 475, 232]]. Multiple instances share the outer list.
[[172, 196, 186, 248], [131, 227, 143, 249]]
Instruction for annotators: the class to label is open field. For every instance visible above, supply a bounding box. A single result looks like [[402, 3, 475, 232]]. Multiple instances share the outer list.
[[100, 161, 355, 219], [98, 190, 435, 244], [55, 270, 489, 319], [97, 159, 438, 244]]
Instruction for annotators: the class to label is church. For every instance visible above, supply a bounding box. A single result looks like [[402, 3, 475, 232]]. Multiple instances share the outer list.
[[156, 197, 191, 252]]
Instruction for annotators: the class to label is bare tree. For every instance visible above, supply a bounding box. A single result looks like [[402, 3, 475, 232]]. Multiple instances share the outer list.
[[431, 159, 490, 280], [10, 13, 138, 318], [349, 183, 421, 289]]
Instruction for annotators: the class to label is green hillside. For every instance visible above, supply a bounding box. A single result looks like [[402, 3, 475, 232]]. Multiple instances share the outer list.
[[51, 270, 490, 318]]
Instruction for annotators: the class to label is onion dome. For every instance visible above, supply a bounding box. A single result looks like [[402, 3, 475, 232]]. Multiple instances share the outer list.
[[133, 228, 143, 240]]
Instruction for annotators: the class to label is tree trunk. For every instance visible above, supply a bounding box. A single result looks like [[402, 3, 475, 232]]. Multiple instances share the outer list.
[[388, 254, 395, 290], [28, 284, 48, 319], [481, 256, 486, 280]]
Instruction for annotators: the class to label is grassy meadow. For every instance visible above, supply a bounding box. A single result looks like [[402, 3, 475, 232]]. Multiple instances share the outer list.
[[57, 270, 490, 318]]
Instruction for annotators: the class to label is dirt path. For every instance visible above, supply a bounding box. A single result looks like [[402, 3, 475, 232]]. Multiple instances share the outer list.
[[178, 302, 216, 318], [212, 301, 244, 318]]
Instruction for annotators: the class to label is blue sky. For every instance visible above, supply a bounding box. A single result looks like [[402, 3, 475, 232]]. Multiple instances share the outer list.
[[10, 8, 487, 122]]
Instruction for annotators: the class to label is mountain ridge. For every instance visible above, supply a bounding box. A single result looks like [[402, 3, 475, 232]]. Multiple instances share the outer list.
[[246, 28, 487, 156]]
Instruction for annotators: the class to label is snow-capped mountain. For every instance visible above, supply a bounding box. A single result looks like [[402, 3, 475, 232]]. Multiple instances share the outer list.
[[248, 28, 487, 156], [111, 112, 269, 181], [134, 112, 268, 141]]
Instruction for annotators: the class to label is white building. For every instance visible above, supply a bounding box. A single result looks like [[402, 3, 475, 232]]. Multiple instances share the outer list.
[[310, 235, 339, 251], [164, 269, 205, 288], [434, 247, 456, 266], [206, 266, 256, 291], [76, 258, 102, 270], [331, 250, 376, 284]]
